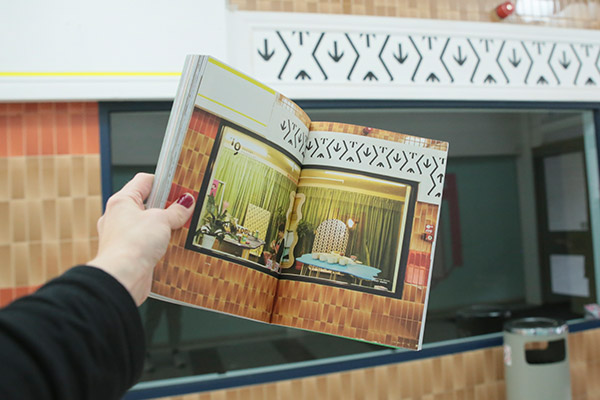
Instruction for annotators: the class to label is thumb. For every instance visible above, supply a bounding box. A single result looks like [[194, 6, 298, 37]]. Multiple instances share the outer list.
[[165, 193, 195, 230]]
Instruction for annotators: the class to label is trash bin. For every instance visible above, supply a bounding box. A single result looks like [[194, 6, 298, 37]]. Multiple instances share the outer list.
[[504, 317, 571, 400], [455, 304, 511, 337]]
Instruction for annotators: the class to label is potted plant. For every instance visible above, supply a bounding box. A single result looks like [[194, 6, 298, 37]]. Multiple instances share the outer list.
[[294, 219, 315, 258], [194, 194, 234, 249]]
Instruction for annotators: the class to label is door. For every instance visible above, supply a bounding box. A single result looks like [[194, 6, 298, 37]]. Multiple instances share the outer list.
[[533, 138, 596, 313]]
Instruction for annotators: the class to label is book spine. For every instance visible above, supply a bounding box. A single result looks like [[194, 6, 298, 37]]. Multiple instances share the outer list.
[[146, 55, 207, 209]]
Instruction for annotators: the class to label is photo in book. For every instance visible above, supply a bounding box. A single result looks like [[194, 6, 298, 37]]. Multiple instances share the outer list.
[[148, 55, 448, 349]]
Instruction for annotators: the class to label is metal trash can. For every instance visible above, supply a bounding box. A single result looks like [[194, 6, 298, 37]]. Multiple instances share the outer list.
[[504, 317, 571, 400]]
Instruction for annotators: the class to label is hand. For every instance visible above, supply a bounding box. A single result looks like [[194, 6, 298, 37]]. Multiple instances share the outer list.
[[88, 173, 195, 306]]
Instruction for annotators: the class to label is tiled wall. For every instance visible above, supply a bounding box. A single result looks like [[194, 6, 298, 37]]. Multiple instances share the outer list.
[[151, 327, 600, 400], [0, 103, 102, 307], [229, 0, 600, 29]]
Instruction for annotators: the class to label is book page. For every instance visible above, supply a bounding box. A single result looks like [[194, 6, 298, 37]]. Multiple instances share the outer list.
[[272, 122, 448, 349], [150, 57, 311, 323]]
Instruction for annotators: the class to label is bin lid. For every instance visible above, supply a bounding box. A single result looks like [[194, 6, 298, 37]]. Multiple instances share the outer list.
[[504, 317, 568, 336]]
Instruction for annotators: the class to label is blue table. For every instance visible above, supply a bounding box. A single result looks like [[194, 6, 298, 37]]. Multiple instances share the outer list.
[[296, 254, 381, 282]]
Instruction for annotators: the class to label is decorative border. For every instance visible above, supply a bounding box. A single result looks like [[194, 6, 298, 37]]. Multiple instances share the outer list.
[[229, 12, 600, 101]]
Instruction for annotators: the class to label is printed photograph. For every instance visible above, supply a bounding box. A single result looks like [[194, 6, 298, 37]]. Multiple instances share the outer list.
[[187, 122, 301, 274], [280, 168, 415, 296]]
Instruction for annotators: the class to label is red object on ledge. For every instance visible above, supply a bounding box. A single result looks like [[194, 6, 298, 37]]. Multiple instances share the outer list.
[[496, 1, 515, 18]]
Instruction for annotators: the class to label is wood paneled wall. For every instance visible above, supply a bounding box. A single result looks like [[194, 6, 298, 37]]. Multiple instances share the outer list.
[[229, 0, 600, 30]]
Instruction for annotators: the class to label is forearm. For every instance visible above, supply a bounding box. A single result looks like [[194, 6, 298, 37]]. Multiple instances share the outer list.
[[0, 266, 145, 400]]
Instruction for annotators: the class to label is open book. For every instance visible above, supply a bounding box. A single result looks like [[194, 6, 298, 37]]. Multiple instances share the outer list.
[[147, 55, 448, 350]]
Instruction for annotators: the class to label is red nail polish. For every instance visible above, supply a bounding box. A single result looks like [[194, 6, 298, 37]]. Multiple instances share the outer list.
[[176, 193, 194, 208]]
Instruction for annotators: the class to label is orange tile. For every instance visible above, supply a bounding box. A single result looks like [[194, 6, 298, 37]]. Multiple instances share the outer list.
[[15, 286, 29, 299], [84, 113, 100, 154], [40, 112, 56, 155], [70, 114, 85, 154], [8, 115, 24, 156], [55, 103, 67, 112], [7, 104, 23, 113], [55, 113, 70, 155], [0, 288, 15, 308], [68, 103, 84, 113], [0, 115, 7, 157], [38, 103, 54, 112]]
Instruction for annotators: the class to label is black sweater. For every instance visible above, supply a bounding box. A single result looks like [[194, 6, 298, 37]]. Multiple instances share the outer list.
[[0, 266, 145, 399]]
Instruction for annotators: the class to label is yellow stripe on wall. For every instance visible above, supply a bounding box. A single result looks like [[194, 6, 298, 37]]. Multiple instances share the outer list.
[[0, 72, 181, 77], [198, 94, 267, 127]]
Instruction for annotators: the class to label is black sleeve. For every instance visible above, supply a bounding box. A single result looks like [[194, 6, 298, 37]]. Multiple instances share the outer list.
[[0, 266, 145, 400]]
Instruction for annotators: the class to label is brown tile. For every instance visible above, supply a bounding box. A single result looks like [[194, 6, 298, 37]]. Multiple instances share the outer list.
[[27, 200, 42, 242], [0, 244, 13, 287], [0, 158, 8, 200], [43, 241, 59, 281], [11, 199, 27, 242], [28, 242, 44, 285], [70, 156, 86, 197], [72, 198, 87, 238], [73, 240, 90, 265], [86, 196, 102, 237], [25, 157, 41, 199], [57, 198, 74, 240], [85, 155, 101, 196], [56, 156, 72, 197], [56, 112, 70, 155], [41, 157, 57, 199], [13, 243, 30, 286], [42, 200, 58, 240], [0, 201, 8, 244], [59, 241, 73, 273], [10, 157, 26, 199]]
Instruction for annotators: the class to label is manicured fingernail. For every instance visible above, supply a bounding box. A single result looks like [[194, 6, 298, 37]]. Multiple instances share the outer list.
[[176, 193, 194, 208]]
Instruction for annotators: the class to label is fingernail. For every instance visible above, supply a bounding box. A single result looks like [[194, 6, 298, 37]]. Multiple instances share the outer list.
[[176, 193, 194, 209]]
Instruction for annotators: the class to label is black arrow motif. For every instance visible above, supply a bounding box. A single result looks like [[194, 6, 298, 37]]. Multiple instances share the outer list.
[[363, 72, 378, 81], [437, 173, 444, 183], [407, 168, 415, 173], [586, 78, 596, 86], [280, 121, 286, 130], [453, 46, 467, 66], [317, 154, 324, 158], [435, 193, 441, 197], [559, 51, 571, 69], [377, 162, 385, 168], [328, 41, 344, 62], [258, 39, 275, 61], [481, 39, 493, 53], [537, 76, 549, 85], [394, 44, 408, 63], [581, 44, 593, 57], [295, 71, 311, 80], [333, 143, 342, 152], [423, 159, 432, 168], [509, 48, 521, 67], [484, 75, 497, 84], [393, 153, 402, 163], [533, 41, 544, 55], [363, 148, 372, 157], [306, 141, 314, 150], [426, 73, 440, 82]]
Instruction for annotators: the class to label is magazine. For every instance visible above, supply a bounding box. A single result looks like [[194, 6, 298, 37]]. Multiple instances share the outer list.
[[146, 55, 449, 350]]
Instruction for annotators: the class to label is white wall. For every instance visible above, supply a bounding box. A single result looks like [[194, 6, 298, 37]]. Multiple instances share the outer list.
[[0, 0, 229, 101]]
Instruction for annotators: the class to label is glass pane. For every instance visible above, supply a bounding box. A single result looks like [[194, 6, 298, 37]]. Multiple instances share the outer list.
[[107, 106, 598, 383]]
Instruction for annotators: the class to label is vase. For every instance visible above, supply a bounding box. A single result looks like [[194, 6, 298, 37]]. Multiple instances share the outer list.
[[201, 234, 216, 249]]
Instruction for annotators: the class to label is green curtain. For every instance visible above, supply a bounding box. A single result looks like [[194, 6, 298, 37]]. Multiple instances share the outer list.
[[210, 147, 297, 247], [296, 186, 405, 281]]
